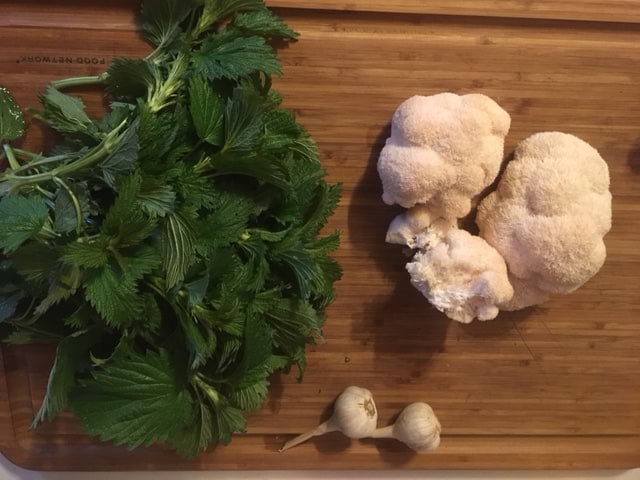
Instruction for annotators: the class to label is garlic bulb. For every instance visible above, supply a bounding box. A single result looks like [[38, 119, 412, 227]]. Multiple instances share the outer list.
[[371, 402, 441, 452], [279, 386, 378, 452]]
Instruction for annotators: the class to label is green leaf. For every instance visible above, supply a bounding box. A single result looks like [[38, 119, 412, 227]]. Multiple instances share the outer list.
[[141, 294, 162, 333], [63, 239, 109, 269], [261, 107, 302, 152], [103, 173, 142, 224], [189, 75, 224, 145], [160, 211, 196, 289], [70, 349, 194, 449], [268, 89, 283, 106], [248, 287, 281, 315], [99, 102, 135, 133], [120, 245, 162, 281], [0, 195, 49, 254], [34, 264, 83, 316], [185, 275, 209, 306], [3, 328, 60, 345], [195, 0, 264, 36], [102, 120, 140, 189], [233, 8, 299, 40], [215, 403, 246, 445], [216, 336, 241, 370], [63, 305, 93, 329], [102, 173, 157, 247], [229, 379, 268, 411], [170, 401, 214, 458], [0, 86, 25, 140], [90, 334, 134, 367], [304, 231, 342, 306], [192, 305, 244, 337], [173, 165, 218, 209], [247, 227, 290, 242], [11, 243, 58, 283], [192, 31, 281, 81], [54, 181, 90, 234], [223, 87, 264, 151], [211, 152, 288, 189], [274, 243, 315, 299], [32, 328, 103, 426], [141, 0, 196, 48], [310, 255, 342, 308], [266, 298, 323, 354], [138, 178, 176, 217], [263, 354, 291, 373], [105, 58, 158, 99], [174, 302, 216, 368], [84, 264, 141, 327], [137, 101, 178, 168], [196, 190, 255, 250], [234, 238, 269, 292], [226, 313, 272, 387], [41, 87, 92, 135], [299, 183, 342, 240]]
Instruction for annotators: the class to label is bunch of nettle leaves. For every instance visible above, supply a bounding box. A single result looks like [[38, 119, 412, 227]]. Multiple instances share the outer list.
[[0, 0, 341, 456]]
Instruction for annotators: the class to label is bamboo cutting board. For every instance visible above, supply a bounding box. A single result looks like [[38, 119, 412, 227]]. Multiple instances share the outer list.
[[1, 0, 640, 471]]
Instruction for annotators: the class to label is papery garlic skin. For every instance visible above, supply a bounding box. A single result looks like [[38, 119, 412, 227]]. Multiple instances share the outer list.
[[393, 402, 441, 452], [330, 386, 378, 438], [371, 402, 441, 452]]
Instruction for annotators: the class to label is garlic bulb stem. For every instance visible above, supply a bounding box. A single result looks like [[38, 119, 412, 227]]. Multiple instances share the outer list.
[[369, 425, 394, 439], [279, 422, 336, 452], [279, 386, 378, 453]]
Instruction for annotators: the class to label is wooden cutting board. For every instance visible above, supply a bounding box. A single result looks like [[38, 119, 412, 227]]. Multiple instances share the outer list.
[[1, 0, 640, 471]]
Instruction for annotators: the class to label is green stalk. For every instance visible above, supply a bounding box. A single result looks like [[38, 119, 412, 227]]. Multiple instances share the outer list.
[[3, 144, 20, 169], [11, 151, 70, 174], [39, 222, 59, 239], [193, 155, 210, 172], [145, 276, 167, 297], [35, 186, 55, 200], [54, 177, 83, 234], [7, 321, 63, 341], [78, 233, 100, 242], [0, 120, 126, 187], [50, 73, 108, 90], [148, 53, 188, 112], [193, 374, 220, 406], [107, 246, 127, 272], [11, 148, 42, 161], [1, 145, 105, 184]]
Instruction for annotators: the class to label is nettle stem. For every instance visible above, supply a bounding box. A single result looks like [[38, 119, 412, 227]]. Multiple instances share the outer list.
[[35, 185, 55, 200], [369, 425, 393, 439], [11, 151, 70, 174], [12, 148, 42, 161], [53, 177, 82, 233], [193, 374, 221, 405], [50, 73, 108, 90], [3, 144, 20, 169], [0, 120, 126, 188]]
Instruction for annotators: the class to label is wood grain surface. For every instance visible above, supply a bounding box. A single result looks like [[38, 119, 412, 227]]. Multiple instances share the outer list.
[[269, 0, 640, 23], [1, 0, 640, 471]]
